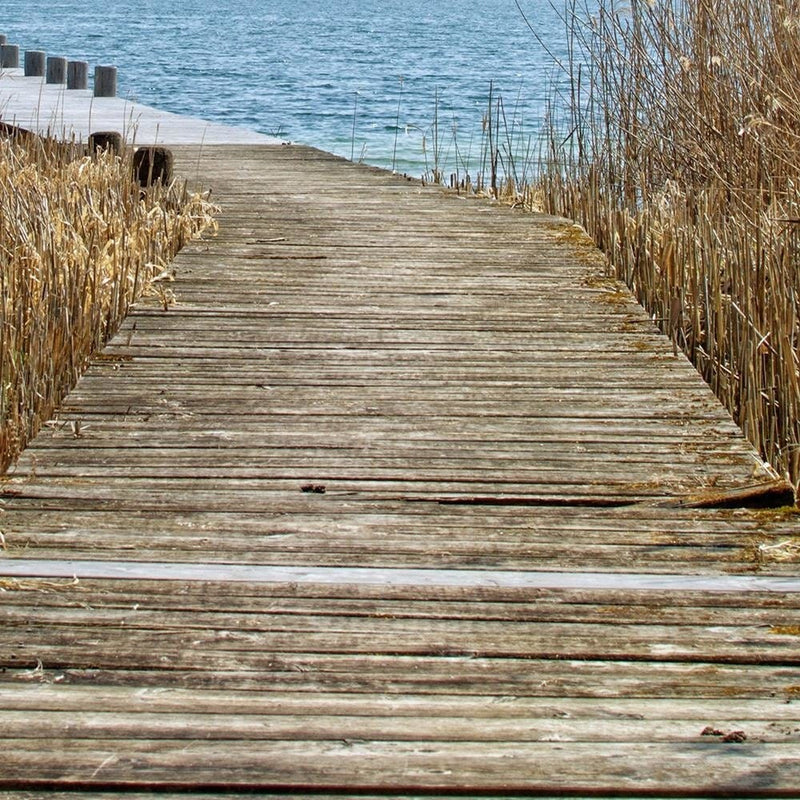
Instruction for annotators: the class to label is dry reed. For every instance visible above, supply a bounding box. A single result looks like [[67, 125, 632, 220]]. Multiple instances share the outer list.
[[533, 0, 800, 490], [0, 132, 216, 472]]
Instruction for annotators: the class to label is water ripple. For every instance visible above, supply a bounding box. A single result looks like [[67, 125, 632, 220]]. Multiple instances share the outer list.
[[1, 0, 575, 175]]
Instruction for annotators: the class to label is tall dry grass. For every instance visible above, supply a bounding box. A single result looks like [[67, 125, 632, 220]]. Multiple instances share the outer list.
[[0, 132, 215, 471], [534, 0, 800, 488]]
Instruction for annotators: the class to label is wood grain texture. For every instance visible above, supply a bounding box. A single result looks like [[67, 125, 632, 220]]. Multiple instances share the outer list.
[[1, 144, 799, 796], [1, 577, 799, 793], [3, 145, 798, 566]]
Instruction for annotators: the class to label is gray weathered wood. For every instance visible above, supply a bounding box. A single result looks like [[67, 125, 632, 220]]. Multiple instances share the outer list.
[[23, 50, 45, 77], [45, 56, 66, 84], [0, 70, 278, 144], [0, 43, 19, 68], [1, 143, 799, 796], [88, 130, 122, 154], [93, 64, 117, 97], [66, 60, 88, 90], [1, 738, 799, 794]]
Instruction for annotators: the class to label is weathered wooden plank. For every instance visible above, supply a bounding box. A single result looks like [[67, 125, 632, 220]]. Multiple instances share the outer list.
[[14, 446, 757, 472], [0, 795, 557, 800], [0, 795, 670, 800], [2, 684, 797, 722], [0, 504, 777, 533], [2, 497, 796, 573], [0, 476, 724, 496], [0, 533, 765, 567], [4, 626, 796, 664], [0, 738, 797, 794], [3, 536, 793, 574], [4, 595, 797, 627], [6, 660, 794, 698], [4, 577, 800, 612], [1, 477, 776, 509], [9, 465, 754, 488], [4, 709, 798, 744], [19, 419, 745, 445]]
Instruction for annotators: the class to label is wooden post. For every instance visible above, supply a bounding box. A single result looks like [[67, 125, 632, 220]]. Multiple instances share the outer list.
[[0, 44, 19, 69], [133, 146, 174, 186], [0, 35, 7, 47], [67, 60, 88, 90], [24, 50, 46, 77], [46, 56, 67, 84], [93, 65, 117, 97], [88, 130, 123, 154]]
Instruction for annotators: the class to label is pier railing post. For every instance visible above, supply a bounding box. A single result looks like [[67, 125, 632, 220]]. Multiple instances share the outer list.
[[0, 36, 7, 46], [24, 50, 46, 77], [67, 60, 88, 90], [46, 56, 67, 84], [0, 44, 20, 69], [94, 65, 117, 97]]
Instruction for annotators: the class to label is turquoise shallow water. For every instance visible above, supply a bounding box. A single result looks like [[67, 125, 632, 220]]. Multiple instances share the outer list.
[[1, 0, 574, 176]]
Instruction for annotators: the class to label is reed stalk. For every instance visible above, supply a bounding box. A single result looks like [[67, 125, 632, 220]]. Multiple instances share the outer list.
[[414, 0, 800, 489], [533, 0, 800, 488], [0, 132, 216, 472]]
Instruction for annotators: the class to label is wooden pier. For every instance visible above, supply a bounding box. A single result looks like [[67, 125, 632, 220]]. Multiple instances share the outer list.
[[0, 72, 799, 796], [0, 66, 278, 144]]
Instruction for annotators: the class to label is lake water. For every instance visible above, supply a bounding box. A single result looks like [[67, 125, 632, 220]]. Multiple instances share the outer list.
[[1, 0, 576, 177]]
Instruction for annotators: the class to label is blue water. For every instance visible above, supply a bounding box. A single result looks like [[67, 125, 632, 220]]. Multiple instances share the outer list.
[[1, 0, 575, 177]]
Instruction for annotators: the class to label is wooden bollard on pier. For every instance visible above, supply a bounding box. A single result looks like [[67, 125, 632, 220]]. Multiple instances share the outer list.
[[94, 65, 117, 97], [24, 50, 46, 77], [67, 60, 88, 90], [0, 35, 7, 46], [133, 146, 174, 187], [46, 56, 67, 84], [0, 44, 19, 69], [88, 130, 123, 155]]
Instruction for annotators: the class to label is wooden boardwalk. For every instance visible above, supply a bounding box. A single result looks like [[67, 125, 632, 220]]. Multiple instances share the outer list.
[[1, 144, 799, 797]]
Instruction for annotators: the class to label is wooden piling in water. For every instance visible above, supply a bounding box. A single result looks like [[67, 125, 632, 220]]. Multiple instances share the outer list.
[[23, 50, 45, 77]]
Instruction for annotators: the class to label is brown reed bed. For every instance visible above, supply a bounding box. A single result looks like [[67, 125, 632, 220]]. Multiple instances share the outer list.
[[0, 132, 216, 472], [525, 0, 800, 491]]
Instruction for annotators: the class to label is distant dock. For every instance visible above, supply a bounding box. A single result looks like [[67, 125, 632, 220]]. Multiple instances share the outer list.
[[0, 40, 279, 145], [0, 38, 799, 798]]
